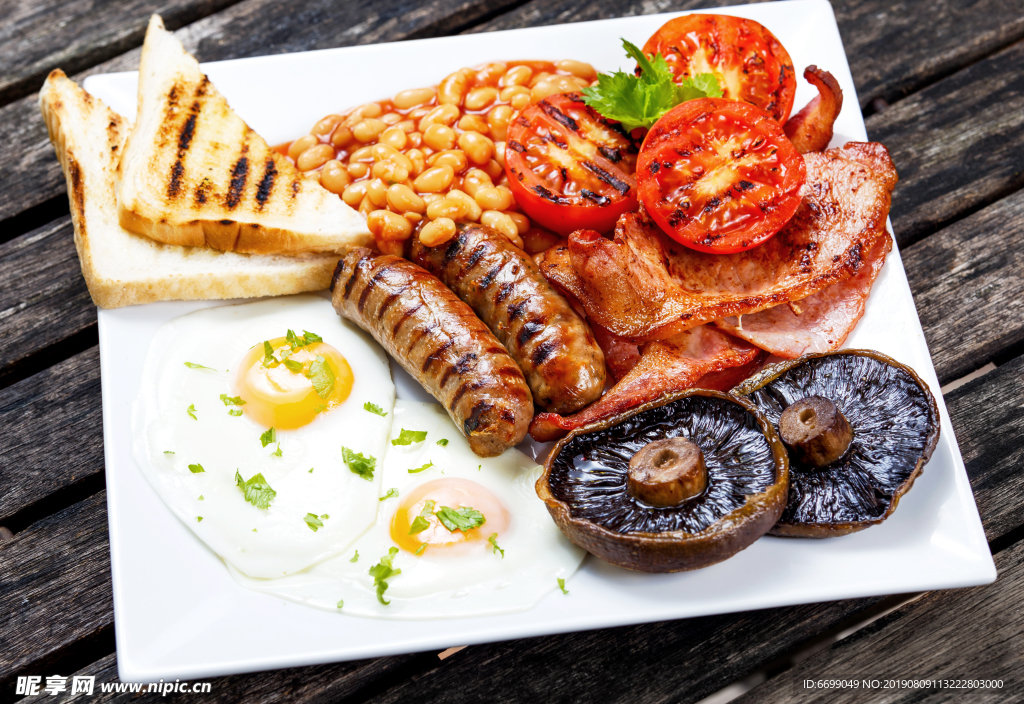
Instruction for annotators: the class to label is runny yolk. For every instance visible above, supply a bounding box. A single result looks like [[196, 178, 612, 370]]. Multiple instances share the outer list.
[[391, 478, 510, 556], [233, 336, 353, 429]]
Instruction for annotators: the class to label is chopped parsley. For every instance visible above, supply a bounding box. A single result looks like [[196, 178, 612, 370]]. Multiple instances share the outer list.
[[220, 394, 246, 407], [408, 500, 436, 535], [164, 451, 175, 455], [305, 354, 335, 399], [379, 488, 399, 501], [336, 599, 344, 609], [407, 462, 433, 474], [557, 577, 569, 595], [186, 404, 197, 420], [368, 547, 401, 605], [188, 463, 205, 474], [364, 402, 387, 417], [436, 506, 486, 533], [350, 551, 359, 563], [260, 427, 276, 448], [488, 533, 504, 558], [303, 513, 324, 532], [283, 358, 304, 373], [198, 495, 204, 501], [436, 439, 449, 446], [271, 443, 283, 457], [287, 329, 323, 349], [302, 330, 323, 344], [581, 39, 722, 132], [262, 341, 277, 367], [308, 467, 314, 473], [184, 362, 217, 371], [415, 544, 427, 556], [196, 516, 203, 522], [235, 470, 277, 509], [313, 404, 327, 413], [228, 409, 243, 417], [392, 428, 427, 446], [341, 446, 376, 480]]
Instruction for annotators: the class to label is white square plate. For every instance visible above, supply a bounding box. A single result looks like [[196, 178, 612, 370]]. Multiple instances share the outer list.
[[86, 0, 995, 682]]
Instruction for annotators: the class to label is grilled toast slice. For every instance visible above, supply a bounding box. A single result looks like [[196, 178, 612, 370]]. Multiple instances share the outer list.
[[39, 69, 340, 308], [117, 15, 370, 255]]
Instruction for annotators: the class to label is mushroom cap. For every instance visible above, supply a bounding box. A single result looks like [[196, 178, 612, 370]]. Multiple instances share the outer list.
[[733, 349, 940, 537], [537, 389, 789, 573]]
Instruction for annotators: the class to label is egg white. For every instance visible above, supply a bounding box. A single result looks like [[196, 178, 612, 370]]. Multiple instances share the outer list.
[[132, 295, 395, 578], [229, 400, 586, 618]]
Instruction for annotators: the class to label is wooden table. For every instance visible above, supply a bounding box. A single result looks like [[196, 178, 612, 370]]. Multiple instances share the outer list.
[[2, 0, 1022, 701]]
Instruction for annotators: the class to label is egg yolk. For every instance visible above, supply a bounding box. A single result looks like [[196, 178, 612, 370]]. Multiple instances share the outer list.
[[233, 336, 353, 429], [391, 478, 510, 556]]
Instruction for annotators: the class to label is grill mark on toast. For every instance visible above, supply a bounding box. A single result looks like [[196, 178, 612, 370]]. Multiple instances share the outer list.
[[168, 162, 185, 199], [168, 97, 201, 200], [255, 158, 277, 210], [226, 155, 249, 209], [68, 160, 85, 237], [194, 177, 210, 205]]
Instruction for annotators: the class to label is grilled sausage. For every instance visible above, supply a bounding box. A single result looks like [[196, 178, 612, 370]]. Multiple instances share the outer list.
[[410, 223, 607, 415], [331, 248, 532, 457]]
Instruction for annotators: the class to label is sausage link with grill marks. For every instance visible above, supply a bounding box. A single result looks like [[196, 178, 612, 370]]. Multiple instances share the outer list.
[[411, 223, 607, 415], [331, 248, 532, 457]]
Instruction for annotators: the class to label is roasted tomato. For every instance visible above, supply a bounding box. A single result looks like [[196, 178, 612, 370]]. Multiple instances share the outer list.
[[643, 14, 796, 123], [505, 93, 640, 235], [636, 97, 806, 254]]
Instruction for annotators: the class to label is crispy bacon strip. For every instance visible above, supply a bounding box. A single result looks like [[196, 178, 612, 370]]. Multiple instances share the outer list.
[[591, 324, 640, 382], [784, 66, 844, 153], [715, 230, 892, 358], [529, 325, 761, 442], [538, 142, 897, 343]]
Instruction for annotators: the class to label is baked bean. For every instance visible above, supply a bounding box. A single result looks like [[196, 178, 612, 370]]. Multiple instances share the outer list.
[[487, 105, 514, 142], [405, 212, 423, 223], [349, 145, 374, 163], [446, 189, 482, 221], [353, 118, 387, 142], [353, 103, 383, 119], [422, 124, 457, 151], [476, 63, 508, 85], [457, 114, 489, 134], [493, 142, 506, 168], [303, 170, 321, 180], [377, 239, 405, 257], [358, 195, 376, 216], [522, 226, 562, 254], [421, 192, 445, 205], [465, 87, 498, 111], [432, 150, 469, 173], [531, 75, 580, 102], [502, 65, 533, 87], [381, 112, 402, 125], [387, 184, 426, 214], [499, 85, 530, 102], [366, 178, 389, 207], [438, 71, 469, 106], [461, 169, 492, 197], [371, 143, 401, 162], [419, 217, 457, 246], [388, 151, 414, 173], [394, 87, 436, 109], [419, 104, 460, 130], [508, 211, 530, 235], [482, 158, 504, 180], [396, 120, 417, 132], [510, 93, 531, 110], [406, 149, 427, 176], [380, 127, 408, 150], [556, 59, 597, 81], [342, 181, 369, 206], [319, 160, 352, 194], [458, 131, 494, 165], [414, 165, 455, 193], [409, 106, 432, 121], [481, 210, 519, 240], [312, 115, 342, 136], [331, 125, 354, 147], [371, 160, 410, 183], [288, 135, 317, 161], [297, 143, 335, 171], [406, 132, 423, 149], [426, 196, 467, 221], [368, 210, 414, 241], [529, 72, 551, 89], [347, 162, 370, 179], [474, 185, 513, 211]]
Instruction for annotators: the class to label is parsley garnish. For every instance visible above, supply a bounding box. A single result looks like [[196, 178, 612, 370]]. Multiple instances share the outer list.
[[271, 443, 283, 457], [235, 470, 277, 509], [415, 544, 427, 556], [303, 513, 324, 532], [407, 462, 433, 474], [186, 404, 197, 420], [380, 488, 399, 501], [308, 467, 314, 473], [392, 429, 427, 446], [436, 439, 449, 446], [581, 39, 721, 132], [199, 495, 204, 501], [557, 577, 569, 595], [197, 516, 203, 522], [364, 402, 387, 417], [488, 533, 504, 558], [164, 450, 175, 455], [184, 362, 217, 371], [262, 341, 277, 367], [408, 500, 436, 535], [283, 358, 304, 373], [302, 330, 322, 344], [188, 463, 205, 473], [336, 599, 344, 609], [228, 409, 242, 417], [305, 355, 335, 399], [436, 506, 486, 533], [350, 551, 359, 563], [341, 446, 376, 480], [368, 547, 402, 605], [260, 427, 276, 448], [220, 394, 246, 407], [313, 404, 327, 413]]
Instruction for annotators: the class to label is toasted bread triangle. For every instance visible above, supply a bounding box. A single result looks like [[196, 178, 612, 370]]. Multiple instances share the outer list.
[[39, 69, 340, 308], [117, 15, 370, 255]]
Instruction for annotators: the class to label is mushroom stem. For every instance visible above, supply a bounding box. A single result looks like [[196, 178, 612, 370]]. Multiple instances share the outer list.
[[779, 396, 852, 468], [627, 437, 708, 507]]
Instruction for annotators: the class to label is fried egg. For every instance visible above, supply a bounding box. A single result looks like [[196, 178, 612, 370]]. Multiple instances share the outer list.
[[229, 400, 586, 618], [133, 295, 395, 578]]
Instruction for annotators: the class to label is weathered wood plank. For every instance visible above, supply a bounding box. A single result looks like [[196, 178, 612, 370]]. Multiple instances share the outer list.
[[734, 539, 1023, 703], [904, 189, 1024, 384], [0, 0, 237, 108], [866, 39, 1024, 246], [474, 0, 1024, 110], [0, 347, 101, 527], [0, 217, 95, 386], [0, 0, 524, 227]]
